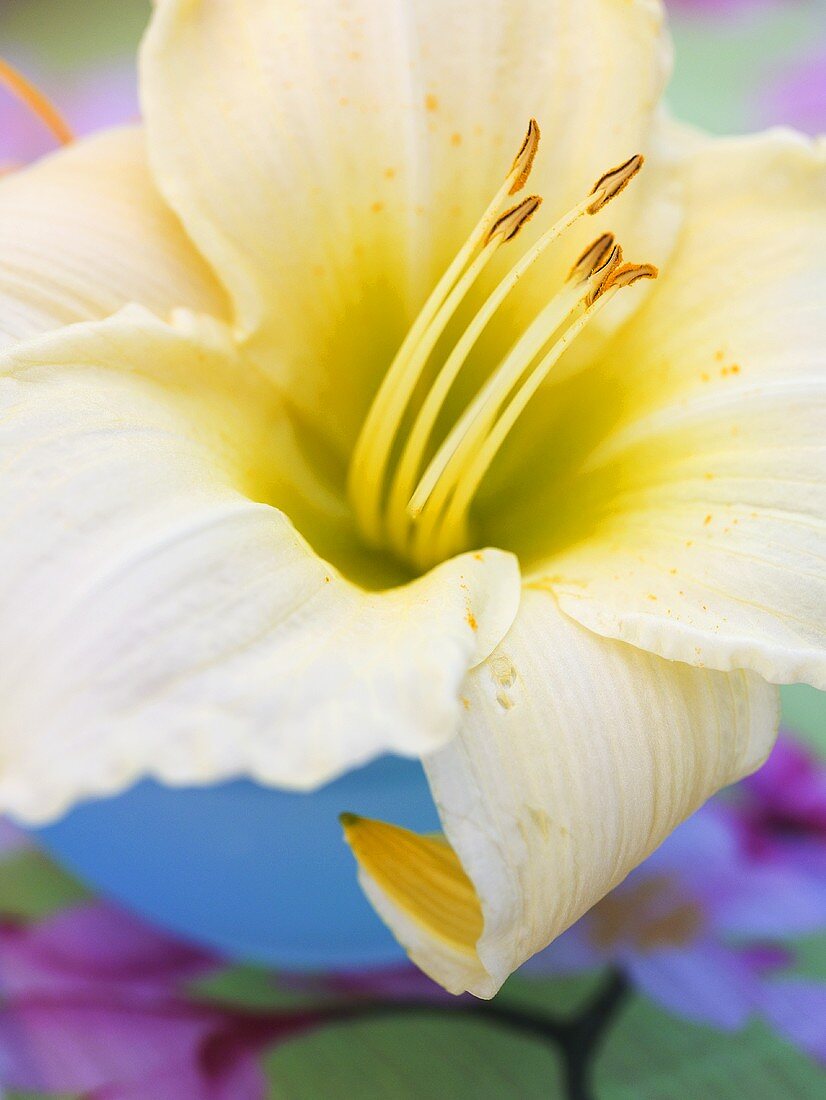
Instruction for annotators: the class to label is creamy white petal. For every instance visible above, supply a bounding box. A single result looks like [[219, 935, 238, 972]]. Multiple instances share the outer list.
[[496, 130, 826, 687], [0, 127, 227, 350], [141, 0, 674, 457], [0, 310, 520, 824], [343, 587, 778, 997]]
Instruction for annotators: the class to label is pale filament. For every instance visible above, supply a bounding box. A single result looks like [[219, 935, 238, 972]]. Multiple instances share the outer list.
[[421, 285, 620, 567], [346, 123, 653, 570], [404, 248, 624, 563], [384, 207, 612, 549], [347, 120, 541, 543], [404, 238, 620, 530]]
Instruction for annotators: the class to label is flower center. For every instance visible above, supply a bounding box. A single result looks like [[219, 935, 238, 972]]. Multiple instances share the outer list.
[[348, 121, 656, 572]]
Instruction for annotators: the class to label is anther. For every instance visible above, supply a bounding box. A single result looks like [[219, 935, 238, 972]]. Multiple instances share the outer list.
[[567, 232, 616, 284], [584, 243, 623, 305], [349, 123, 654, 567], [508, 119, 541, 194], [591, 260, 658, 302], [486, 195, 543, 244], [586, 154, 644, 215]]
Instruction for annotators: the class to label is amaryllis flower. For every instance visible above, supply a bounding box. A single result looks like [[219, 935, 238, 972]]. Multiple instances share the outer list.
[[0, 0, 822, 998], [528, 735, 826, 1062]]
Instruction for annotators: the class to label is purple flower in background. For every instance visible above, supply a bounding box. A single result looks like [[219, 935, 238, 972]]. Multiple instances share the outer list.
[[0, 818, 28, 857], [0, 902, 317, 1098], [756, 50, 826, 135], [1, 735, 824, 1093], [526, 735, 826, 1062], [0, 56, 137, 169]]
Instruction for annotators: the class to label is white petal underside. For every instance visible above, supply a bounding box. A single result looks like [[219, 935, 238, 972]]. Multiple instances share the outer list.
[[344, 588, 778, 997]]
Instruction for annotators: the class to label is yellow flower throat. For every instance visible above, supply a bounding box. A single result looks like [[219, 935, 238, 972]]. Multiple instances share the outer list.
[[348, 121, 656, 572]]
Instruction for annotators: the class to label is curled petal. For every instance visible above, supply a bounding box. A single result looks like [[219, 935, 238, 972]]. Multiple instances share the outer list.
[[343, 588, 778, 997]]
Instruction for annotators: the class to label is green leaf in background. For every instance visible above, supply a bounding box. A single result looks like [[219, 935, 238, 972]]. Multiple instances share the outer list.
[[790, 935, 826, 984], [594, 993, 824, 1099], [0, 849, 89, 920], [666, 5, 824, 134], [0, 0, 150, 69], [495, 970, 608, 1017], [6, 1093, 77, 1100], [189, 963, 327, 1012], [781, 685, 826, 758], [264, 1013, 567, 1100]]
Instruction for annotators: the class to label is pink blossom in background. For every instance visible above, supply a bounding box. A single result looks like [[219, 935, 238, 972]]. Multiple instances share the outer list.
[[0, 819, 28, 857], [0, 901, 321, 1099], [756, 49, 826, 133]]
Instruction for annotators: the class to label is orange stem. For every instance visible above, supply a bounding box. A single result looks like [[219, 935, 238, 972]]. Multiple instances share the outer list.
[[0, 57, 73, 146]]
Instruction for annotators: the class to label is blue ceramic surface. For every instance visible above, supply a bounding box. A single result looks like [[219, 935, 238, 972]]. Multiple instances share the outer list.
[[34, 755, 439, 969]]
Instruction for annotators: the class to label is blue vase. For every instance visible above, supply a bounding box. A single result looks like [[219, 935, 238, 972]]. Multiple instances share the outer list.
[[33, 755, 438, 970]]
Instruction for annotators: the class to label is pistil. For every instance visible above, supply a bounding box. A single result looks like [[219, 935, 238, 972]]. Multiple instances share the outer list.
[[348, 125, 656, 571]]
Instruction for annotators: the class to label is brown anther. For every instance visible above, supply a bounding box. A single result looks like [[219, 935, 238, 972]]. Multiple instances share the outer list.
[[584, 243, 623, 305], [590, 260, 658, 303], [486, 194, 543, 244], [509, 119, 541, 194], [568, 232, 616, 283], [586, 153, 644, 215]]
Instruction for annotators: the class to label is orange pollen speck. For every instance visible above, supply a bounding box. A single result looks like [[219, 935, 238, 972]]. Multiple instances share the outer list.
[[425, 93, 439, 112], [0, 57, 73, 147]]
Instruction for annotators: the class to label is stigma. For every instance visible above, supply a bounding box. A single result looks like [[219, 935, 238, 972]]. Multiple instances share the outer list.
[[348, 122, 656, 571]]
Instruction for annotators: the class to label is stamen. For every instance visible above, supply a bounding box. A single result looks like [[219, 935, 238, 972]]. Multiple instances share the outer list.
[[586, 154, 644, 215], [348, 125, 651, 571], [509, 118, 541, 195], [485, 194, 543, 243], [405, 240, 621, 527], [596, 261, 659, 295], [382, 193, 627, 543], [348, 120, 541, 542], [568, 232, 616, 283], [426, 260, 657, 566], [0, 58, 73, 147]]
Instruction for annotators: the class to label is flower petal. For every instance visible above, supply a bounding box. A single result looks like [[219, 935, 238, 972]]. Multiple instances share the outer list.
[[0, 310, 519, 824], [757, 979, 826, 1064], [141, 0, 673, 455], [625, 941, 757, 1030], [342, 588, 778, 996], [525, 130, 826, 687], [0, 127, 227, 349]]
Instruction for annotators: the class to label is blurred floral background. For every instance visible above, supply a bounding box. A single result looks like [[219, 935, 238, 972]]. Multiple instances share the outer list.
[[1, 0, 824, 1096]]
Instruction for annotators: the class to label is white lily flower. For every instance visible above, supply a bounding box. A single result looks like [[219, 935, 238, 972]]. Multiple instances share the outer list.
[[0, 0, 823, 997]]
